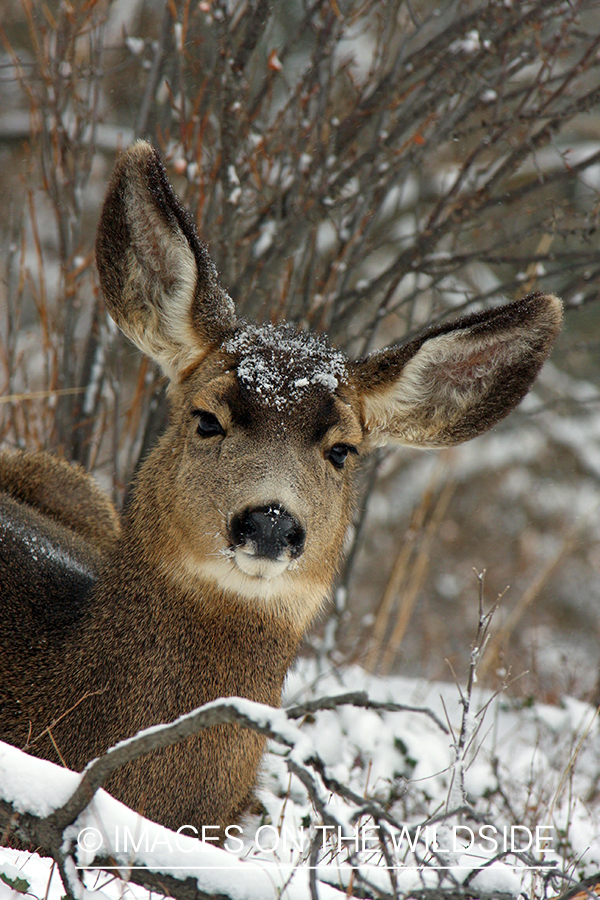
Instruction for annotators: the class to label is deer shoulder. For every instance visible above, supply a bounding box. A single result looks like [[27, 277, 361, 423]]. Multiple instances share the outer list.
[[0, 448, 120, 554]]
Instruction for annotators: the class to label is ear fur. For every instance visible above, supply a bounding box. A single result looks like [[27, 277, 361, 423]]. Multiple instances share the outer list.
[[352, 293, 563, 449], [96, 141, 235, 380]]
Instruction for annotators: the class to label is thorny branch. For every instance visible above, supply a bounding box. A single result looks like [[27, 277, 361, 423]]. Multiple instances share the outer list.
[[445, 571, 497, 813]]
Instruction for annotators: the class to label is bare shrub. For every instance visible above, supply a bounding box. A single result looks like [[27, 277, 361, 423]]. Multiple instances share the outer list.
[[2, 0, 600, 677]]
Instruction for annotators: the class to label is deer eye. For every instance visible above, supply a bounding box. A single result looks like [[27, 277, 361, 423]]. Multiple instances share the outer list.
[[327, 444, 356, 469], [193, 410, 225, 438]]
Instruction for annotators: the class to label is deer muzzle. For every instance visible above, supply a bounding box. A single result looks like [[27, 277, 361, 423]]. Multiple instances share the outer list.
[[229, 504, 306, 578]]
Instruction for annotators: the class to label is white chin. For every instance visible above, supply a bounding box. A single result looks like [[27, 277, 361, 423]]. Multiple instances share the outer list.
[[233, 549, 290, 580]]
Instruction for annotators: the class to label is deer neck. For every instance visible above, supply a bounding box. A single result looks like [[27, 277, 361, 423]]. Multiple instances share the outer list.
[[91, 515, 304, 713]]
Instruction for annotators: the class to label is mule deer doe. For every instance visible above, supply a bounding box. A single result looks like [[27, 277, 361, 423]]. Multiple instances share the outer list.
[[0, 142, 562, 835]]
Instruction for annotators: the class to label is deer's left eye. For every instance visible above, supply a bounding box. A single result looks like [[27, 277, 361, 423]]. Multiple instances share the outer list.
[[327, 444, 356, 469], [193, 410, 225, 438]]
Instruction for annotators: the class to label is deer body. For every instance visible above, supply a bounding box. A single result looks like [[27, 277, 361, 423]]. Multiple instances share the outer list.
[[0, 446, 304, 831], [0, 142, 562, 834]]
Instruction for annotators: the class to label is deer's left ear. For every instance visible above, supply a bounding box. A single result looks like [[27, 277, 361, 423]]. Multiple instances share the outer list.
[[351, 293, 563, 450]]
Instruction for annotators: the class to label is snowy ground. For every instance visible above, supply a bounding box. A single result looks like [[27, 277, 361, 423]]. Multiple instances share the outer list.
[[1, 659, 599, 900]]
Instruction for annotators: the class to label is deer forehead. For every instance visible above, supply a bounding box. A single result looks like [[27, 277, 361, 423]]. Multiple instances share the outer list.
[[225, 322, 348, 404], [185, 322, 363, 442]]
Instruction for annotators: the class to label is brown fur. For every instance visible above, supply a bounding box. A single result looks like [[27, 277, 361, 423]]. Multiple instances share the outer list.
[[0, 142, 563, 835], [0, 449, 120, 555]]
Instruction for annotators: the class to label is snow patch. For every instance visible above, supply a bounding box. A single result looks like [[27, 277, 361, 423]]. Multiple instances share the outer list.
[[224, 324, 347, 410]]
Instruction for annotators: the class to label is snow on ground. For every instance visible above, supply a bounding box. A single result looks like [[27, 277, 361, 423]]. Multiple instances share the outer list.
[[1, 659, 599, 900]]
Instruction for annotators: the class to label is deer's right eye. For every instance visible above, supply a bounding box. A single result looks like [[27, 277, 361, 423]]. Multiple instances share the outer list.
[[193, 410, 225, 438], [327, 443, 357, 469]]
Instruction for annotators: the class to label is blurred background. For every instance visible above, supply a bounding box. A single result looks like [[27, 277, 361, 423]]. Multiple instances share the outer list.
[[2, 0, 600, 702]]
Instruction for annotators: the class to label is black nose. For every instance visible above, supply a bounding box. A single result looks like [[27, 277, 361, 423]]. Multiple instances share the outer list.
[[230, 504, 305, 560]]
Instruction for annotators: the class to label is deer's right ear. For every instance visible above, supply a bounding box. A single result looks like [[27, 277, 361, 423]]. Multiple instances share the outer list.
[[351, 293, 562, 450], [96, 141, 235, 380]]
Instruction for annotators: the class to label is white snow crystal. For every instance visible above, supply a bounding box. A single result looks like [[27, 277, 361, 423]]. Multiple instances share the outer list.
[[125, 37, 145, 56], [481, 89, 498, 103], [450, 29, 481, 54], [224, 324, 347, 411]]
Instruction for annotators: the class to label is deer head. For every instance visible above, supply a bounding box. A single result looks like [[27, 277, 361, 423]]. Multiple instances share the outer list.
[[96, 142, 562, 633]]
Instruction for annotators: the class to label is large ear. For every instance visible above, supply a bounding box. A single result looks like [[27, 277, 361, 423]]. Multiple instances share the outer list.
[[351, 293, 563, 449], [95, 141, 235, 380]]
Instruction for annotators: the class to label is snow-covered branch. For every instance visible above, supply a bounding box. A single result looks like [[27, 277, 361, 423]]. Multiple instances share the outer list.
[[3, 657, 600, 900], [0, 689, 452, 900]]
